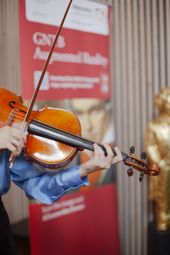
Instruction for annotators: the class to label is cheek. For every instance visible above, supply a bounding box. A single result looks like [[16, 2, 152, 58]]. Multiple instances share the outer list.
[[92, 112, 106, 124], [78, 114, 89, 125]]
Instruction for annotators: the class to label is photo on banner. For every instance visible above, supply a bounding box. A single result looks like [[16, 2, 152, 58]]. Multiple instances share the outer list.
[[70, 98, 116, 189]]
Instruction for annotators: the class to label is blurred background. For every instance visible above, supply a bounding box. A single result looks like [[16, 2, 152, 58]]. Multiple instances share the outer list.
[[0, 0, 170, 255]]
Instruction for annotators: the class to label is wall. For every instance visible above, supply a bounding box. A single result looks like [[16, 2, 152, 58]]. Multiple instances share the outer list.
[[112, 1, 170, 255]]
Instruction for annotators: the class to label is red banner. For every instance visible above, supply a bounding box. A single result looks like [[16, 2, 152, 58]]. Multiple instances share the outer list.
[[19, 0, 111, 100], [29, 184, 121, 255], [21, 2, 119, 254]]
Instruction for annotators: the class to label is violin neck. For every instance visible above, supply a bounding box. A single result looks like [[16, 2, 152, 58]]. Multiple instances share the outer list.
[[28, 120, 124, 158]]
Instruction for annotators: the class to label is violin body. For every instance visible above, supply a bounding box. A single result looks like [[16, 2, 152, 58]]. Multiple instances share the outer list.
[[0, 87, 160, 178], [0, 87, 81, 168]]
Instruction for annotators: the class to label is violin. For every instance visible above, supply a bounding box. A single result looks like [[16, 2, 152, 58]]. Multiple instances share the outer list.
[[0, 86, 160, 181], [0, 0, 159, 181]]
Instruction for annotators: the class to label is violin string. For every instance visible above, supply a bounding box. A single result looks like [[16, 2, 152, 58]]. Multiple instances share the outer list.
[[0, 111, 24, 118], [0, 111, 26, 120], [1, 115, 25, 123], [0, 110, 26, 118]]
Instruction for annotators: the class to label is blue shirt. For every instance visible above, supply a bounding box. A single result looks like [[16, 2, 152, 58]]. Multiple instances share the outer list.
[[0, 151, 88, 204]]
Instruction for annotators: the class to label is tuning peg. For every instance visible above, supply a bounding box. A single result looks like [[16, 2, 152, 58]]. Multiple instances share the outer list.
[[139, 171, 144, 182], [129, 146, 135, 155], [127, 168, 134, 176], [141, 152, 147, 160]]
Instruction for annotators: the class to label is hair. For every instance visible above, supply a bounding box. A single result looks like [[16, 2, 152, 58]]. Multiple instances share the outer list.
[[155, 87, 170, 112]]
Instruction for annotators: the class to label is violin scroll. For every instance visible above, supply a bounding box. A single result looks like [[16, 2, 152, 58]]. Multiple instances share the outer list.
[[122, 146, 160, 181]]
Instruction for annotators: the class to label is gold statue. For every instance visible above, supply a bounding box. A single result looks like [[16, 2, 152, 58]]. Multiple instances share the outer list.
[[146, 87, 170, 230]]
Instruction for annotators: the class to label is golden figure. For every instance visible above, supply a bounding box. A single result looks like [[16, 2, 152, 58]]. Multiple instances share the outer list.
[[146, 87, 170, 230]]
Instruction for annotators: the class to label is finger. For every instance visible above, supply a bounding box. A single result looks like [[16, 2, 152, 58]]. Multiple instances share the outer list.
[[113, 147, 122, 163], [11, 139, 20, 148], [105, 144, 113, 155], [8, 142, 21, 159], [9, 142, 22, 160], [12, 150, 19, 157], [93, 143, 102, 163], [10, 126, 23, 138], [16, 148, 22, 156], [17, 140, 24, 155], [11, 136, 24, 156], [104, 144, 114, 168], [115, 147, 122, 160], [97, 145, 108, 165], [7, 144, 17, 153], [12, 131, 23, 141], [93, 144, 107, 169], [99, 144, 111, 168], [14, 133, 26, 147], [9, 151, 18, 163], [104, 144, 114, 160]]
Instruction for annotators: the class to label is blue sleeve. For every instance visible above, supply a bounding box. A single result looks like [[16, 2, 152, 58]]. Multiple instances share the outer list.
[[11, 154, 88, 204]]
